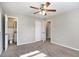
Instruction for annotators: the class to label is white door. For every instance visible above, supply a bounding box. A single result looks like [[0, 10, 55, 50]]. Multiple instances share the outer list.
[[35, 20, 42, 41], [0, 13, 2, 54], [41, 20, 46, 42], [5, 14, 8, 51]]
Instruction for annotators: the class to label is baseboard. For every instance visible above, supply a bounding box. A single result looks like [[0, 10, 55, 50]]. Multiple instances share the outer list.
[[17, 40, 43, 46], [52, 42, 79, 51]]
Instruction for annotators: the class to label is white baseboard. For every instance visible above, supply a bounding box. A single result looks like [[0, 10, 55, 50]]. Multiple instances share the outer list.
[[52, 42, 79, 51], [17, 40, 43, 46]]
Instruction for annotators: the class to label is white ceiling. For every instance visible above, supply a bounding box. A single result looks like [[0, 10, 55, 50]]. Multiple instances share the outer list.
[[1, 2, 79, 19]]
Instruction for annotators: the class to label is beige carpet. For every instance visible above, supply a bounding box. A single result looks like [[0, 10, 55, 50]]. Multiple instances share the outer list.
[[0, 41, 79, 57]]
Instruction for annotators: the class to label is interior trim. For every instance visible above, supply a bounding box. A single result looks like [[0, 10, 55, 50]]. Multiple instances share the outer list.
[[51, 42, 79, 52]]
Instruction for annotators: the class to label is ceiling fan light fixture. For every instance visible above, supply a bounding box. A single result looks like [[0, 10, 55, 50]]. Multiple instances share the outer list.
[[42, 11, 46, 15], [39, 11, 46, 16], [30, 2, 56, 16], [39, 11, 42, 14]]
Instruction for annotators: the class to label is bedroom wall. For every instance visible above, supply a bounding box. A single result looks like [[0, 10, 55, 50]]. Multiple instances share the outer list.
[[2, 11, 43, 46], [0, 5, 5, 55], [50, 8, 79, 50], [0, 7, 2, 55], [17, 16, 42, 45]]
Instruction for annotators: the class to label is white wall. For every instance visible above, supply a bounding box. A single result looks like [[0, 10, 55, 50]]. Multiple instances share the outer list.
[[0, 6, 3, 54], [17, 16, 42, 45], [0, 12, 2, 55], [51, 8, 79, 50]]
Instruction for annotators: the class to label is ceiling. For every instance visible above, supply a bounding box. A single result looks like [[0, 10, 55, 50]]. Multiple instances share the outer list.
[[1, 2, 79, 19]]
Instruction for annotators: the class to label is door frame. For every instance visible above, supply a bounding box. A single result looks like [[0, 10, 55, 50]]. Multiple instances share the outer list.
[[3, 15, 18, 51]]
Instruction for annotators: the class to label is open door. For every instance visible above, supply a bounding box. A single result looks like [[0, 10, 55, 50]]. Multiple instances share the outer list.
[[41, 20, 46, 42], [35, 20, 42, 41], [4, 14, 8, 51], [35, 20, 46, 42]]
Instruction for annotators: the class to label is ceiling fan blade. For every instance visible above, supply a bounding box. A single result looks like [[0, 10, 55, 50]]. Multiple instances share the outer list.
[[30, 6, 39, 9], [46, 9, 56, 12], [45, 2, 51, 7], [33, 11, 40, 14]]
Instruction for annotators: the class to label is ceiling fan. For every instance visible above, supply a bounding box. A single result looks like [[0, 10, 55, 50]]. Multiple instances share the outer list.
[[30, 2, 56, 16]]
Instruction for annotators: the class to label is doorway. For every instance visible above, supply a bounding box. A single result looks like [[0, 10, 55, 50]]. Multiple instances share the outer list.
[[8, 17, 17, 46], [46, 21, 51, 42], [3, 15, 17, 51]]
